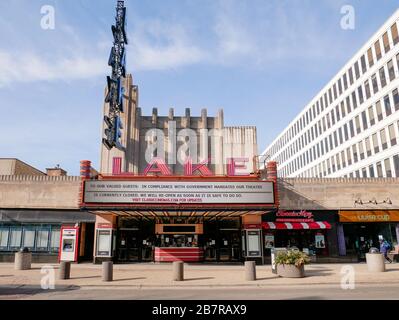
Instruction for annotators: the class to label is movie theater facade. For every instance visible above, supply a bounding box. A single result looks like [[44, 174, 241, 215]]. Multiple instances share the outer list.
[[79, 75, 278, 264]]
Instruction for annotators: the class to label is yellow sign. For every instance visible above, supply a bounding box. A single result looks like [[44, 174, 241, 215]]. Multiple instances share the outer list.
[[339, 210, 399, 223]]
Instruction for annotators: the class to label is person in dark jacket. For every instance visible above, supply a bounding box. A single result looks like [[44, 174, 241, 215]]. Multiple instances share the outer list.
[[380, 239, 392, 263]]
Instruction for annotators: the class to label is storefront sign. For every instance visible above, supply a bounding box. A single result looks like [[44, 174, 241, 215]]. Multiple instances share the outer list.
[[84, 181, 274, 205], [276, 210, 314, 222], [339, 210, 399, 223]]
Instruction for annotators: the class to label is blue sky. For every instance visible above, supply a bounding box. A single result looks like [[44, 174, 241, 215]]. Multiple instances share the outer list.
[[0, 0, 398, 175]]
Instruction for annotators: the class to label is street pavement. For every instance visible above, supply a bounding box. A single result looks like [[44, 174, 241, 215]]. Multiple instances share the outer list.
[[1, 262, 399, 300]]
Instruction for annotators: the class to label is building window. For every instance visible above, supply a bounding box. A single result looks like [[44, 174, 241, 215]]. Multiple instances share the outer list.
[[364, 80, 371, 100], [338, 79, 343, 95], [340, 101, 346, 118], [359, 141, 365, 160], [354, 61, 360, 79], [374, 101, 383, 122], [349, 119, 355, 137], [331, 106, 341, 125], [334, 131, 338, 147], [388, 124, 397, 146], [50, 229, 61, 252], [329, 134, 333, 150], [333, 84, 338, 100], [368, 106, 375, 126], [379, 67, 387, 88], [372, 133, 379, 154], [367, 48, 374, 67], [388, 60, 395, 81], [384, 158, 392, 177], [344, 123, 349, 140], [343, 73, 348, 90], [328, 88, 333, 105], [372, 74, 379, 94], [391, 23, 399, 45], [341, 151, 346, 168], [362, 167, 367, 178], [36, 230, 50, 251], [393, 89, 399, 111], [336, 154, 341, 170], [393, 155, 399, 177], [382, 32, 390, 54], [355, 115, 361, 134], [352, 145, 358, 163], [0, 229, 9, 250], [374, 40, 382, 60], [358, 86, 364, 105], [361, 111, 368, 130], [380, 128, 388, 150], [347, 148, 352, 166], [9, 228, 22, 249], [365, 137, 372, 157], [22, 229, 36, 249], [338, 127, 343, 144], [369, 165, 375, 178], [348, 68, 354, 85], [384, 95, 392, 117], [376, 161, 383, 177], [346, 96, 352, 114], [360, 55, 367, 74], [352, 91, 358, 109]]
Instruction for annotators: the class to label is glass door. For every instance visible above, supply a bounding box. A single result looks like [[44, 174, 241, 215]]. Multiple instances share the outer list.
[[219, 230, 241, 262], [117, 229, 139, 262]]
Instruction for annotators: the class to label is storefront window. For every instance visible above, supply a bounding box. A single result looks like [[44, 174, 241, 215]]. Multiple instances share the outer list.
[[0, 229, 9, 249], [22, 229, 36, 249], [50, 229, 61, 252], [9, 229, 22, 249], [36, 230, 50, 250]]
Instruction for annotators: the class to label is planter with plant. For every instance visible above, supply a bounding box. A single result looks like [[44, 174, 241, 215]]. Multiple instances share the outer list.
[[274, 250, 310, 278]]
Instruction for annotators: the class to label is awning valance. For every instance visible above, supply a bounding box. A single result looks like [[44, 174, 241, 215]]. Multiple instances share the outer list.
[[262, 221, 331, 230]]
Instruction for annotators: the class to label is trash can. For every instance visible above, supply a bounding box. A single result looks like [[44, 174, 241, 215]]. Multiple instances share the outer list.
[[14, 247, 32, 270], [366, 247, 385, 272]]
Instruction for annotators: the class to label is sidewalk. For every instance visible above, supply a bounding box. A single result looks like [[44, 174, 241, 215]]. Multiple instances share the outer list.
[[1, 262, 399, 289]]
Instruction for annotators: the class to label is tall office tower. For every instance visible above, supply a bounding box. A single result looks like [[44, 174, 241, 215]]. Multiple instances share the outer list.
[[262, 10, 399, 178]]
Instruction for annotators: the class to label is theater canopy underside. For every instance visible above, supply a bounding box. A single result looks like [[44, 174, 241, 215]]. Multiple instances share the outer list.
[[88, 209, 273, 220]]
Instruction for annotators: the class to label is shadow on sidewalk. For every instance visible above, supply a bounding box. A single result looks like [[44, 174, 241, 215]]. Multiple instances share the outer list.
[[305, 270, 334, 277], [0, 285, 80, 297], [183, 277, 215, 281], [112, 277, 147, 282]]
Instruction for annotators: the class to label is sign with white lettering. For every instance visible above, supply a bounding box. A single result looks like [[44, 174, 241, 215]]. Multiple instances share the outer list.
[[83, 181, 274, 205]]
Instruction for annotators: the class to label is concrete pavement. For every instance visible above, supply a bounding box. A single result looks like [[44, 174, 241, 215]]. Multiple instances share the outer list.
[[1, 262, 399, 299]]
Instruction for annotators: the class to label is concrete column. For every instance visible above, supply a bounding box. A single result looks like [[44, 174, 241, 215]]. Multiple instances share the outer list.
[[102, 261, 113, 282], [14, 251, 32, 270], [244, 261, 256, 281], [337, 224, 347, 256], [395, 224, 399, 245], [173, 261, 184, 281], [59, 261, 71, 280]]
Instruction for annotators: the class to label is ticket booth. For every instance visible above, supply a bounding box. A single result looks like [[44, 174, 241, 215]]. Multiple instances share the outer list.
[[59, 226, 80, 262]]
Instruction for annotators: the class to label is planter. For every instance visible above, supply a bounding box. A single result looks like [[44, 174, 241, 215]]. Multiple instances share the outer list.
[[276, 264, 305, 278]]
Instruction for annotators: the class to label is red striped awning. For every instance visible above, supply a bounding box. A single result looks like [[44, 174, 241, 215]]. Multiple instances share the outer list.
[[262, 221, 331, 230]]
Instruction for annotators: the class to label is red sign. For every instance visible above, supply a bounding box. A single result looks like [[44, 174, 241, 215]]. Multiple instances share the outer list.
[[112, 156, 250, 177], [276, 210, 314, 223]]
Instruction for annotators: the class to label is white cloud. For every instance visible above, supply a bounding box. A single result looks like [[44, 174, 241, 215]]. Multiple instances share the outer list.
[[0, 50, 107, 86], [127, 20, 207, 71]]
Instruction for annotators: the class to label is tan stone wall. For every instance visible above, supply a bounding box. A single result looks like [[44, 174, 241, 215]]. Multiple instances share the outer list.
[[279, 178, 399, 210], [0, 176, 80, 209]]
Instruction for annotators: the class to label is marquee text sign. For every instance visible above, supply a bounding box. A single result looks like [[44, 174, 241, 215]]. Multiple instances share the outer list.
[[84, 181, 274, 205], [339, 210, 399, 222]]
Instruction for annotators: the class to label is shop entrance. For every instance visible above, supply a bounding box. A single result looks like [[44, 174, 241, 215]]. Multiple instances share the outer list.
[[116, 218, 155, 263], [343, 223, 398, 260], [203, 218, 242, 263]]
